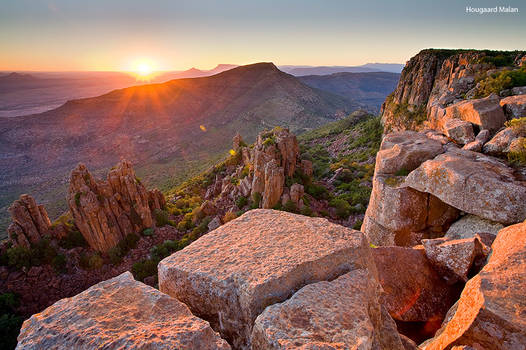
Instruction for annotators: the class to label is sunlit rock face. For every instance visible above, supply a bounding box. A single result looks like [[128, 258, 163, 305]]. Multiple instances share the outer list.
[[7, 194, 52, 248], [67, 160, 166, 252], [251, 268, 405, 350], [362, 131, 459, 246], [158, 209, 374, 349], [405, 148, 526, 225], [16, 272, 230, 350], [373, 246, 459, 325], [422, 222, 526, 350]]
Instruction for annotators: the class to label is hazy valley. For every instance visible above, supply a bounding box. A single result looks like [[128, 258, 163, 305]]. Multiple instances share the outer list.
[[0, 63, 399, 237]]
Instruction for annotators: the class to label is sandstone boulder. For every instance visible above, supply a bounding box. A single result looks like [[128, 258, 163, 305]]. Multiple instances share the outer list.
[[422, 222, 526, 349], [363, 175, 458, 246], [405, 149, 526, 225], [251, 269, 404, 350], [443, 94, 506, 132], [16, 272, 230, 350], [289, 183, 304, 206], [444, 119, 475, 145], [373, 247, 459, 324], [158, 209, 374, 349], [500, 94, 526, 119], [482, 127, 517, 156], [445, 214, 503, 240], [461, 129, 490, 152], [376, 131, 444, 175], [68, 160, 166, 252], [421, 236, 489, 284], [7, 194, 51, 248]]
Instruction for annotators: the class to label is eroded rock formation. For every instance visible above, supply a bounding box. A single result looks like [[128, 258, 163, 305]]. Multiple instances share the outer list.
[[7, 194, 52, 248], [16, 272, 230, 350], [68, 160, 166, 252]]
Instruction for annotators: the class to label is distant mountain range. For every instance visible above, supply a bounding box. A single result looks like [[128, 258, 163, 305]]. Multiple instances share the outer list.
[[298, 72, 400, 113], [278, 63, 404, 76]]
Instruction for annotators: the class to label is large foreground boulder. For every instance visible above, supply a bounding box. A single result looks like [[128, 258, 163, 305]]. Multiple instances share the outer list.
[[16, 272, 230, 350], [405, 149, 526, 225], [158, 209, 375, 349], [422, 222, 526, 349], [251, 268, 404, 350]]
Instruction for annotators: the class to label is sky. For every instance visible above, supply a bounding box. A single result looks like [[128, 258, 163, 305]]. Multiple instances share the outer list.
[[1, 0, 525, 71]]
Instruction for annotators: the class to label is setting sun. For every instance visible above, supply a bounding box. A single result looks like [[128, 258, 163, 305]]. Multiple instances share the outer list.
[[137, 63, 152, 77], [130, 60, 157, 81]]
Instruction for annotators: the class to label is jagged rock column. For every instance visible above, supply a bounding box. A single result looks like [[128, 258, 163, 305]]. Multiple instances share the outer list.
[[7, 194, 52, 248], [68, 160, 166, 252]]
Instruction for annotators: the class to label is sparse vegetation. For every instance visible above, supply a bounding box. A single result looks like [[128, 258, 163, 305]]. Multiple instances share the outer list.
[[0, 292, 23, 350], [474, 66, 526, 98], [507, 137, 526, 165]]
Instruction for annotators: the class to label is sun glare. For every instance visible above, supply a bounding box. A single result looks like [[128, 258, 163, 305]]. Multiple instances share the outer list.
[[130, 60, 157, 81]]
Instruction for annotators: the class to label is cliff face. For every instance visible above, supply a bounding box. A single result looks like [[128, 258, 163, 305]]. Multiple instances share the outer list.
[[381, 49, 526, 132]]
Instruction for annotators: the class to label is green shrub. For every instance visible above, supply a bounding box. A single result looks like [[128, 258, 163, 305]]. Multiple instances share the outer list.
[[507, 137, 526, 165], [475, 67, 526, 98], [108, 246, 123, 265], [154, 209, 175, 227], [505, 117, 526, 136], [132, 259, 158, 281], [52, 254, 67, 273], [352, 220, 363, 230], [223, 211, 237, 223], [0, 293, 23, 350], [142, 228, 154, 236], [283, 200, 298, 213], [7, 246, 32, 270], [300, 206, 313, 217], [74, 192, 82, 206], [59, 230, 87, 249], [79, 252, 103, 270], [329, 198, 352, 219], [394, 168, 410, 177], [305, 183, 329, 200], [236, 196, 248, 208], [251, 192, 262, 209]]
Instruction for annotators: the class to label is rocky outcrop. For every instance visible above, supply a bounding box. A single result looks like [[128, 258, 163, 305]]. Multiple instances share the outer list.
[[422, 222, 526, 349], [158, 210, 374, 349], [375, 131, 445, 175], [7, 194, 52, 248], [68, 160, 166, 252], [443, 119, 475, 145], [251, 268, 404, 350], [405, 149, 526, 225], [16, 272, 230, 350], [382, 49, 525, 133], [483, 126, 522, 156], [440, 94, 507, 133], [362, 132, 459, 246], [373, 247, 459, 324], [500, 94, 526, 119], [261, 160, 284, 209], [421, 236, 489, 284], [202, 128, 309, 218]]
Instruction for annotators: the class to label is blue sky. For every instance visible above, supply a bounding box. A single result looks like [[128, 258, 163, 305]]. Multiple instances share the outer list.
[[1, 0, 524, 71]]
